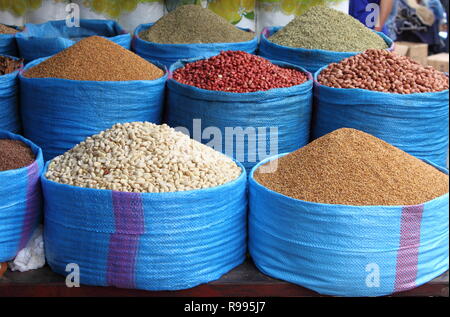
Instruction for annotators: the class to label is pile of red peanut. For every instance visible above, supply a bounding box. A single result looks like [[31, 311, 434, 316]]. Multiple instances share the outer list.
[[173, 51, 308, 93], [318, 49, 449, 94]]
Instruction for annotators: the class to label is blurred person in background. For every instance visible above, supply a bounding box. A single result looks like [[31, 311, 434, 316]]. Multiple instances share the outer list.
[[349, 0, 395, 34]]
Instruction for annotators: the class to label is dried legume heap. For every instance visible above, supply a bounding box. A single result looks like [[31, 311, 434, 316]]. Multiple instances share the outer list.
[[24, 36, 164, 81], [173, 51, 308, 93], [270, 6, 388, 52], [0, 56, 22, 75], [139, 4, 254, 44], [254, 128, 449, 206], [0, 24, 18, 34], [46, 122, 242, 193], [319, 49, 449, 93], [0, 139, 35, 172]]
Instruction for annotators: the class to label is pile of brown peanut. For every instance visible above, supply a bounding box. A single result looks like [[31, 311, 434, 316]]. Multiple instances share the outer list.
[[318, 49, 449, 94]]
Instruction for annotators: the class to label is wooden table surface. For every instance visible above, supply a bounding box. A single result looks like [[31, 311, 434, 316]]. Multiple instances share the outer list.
[[0, 259, 448, 297]]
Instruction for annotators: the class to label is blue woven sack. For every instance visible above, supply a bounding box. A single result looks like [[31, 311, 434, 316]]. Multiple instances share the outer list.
[[249, 154, 449, 297], [166, 58, 313, 172], [132, 23, 258, 68], [0, 55, 22, 133], [312, 66, 449, 167], [0, 131, 43, 262], [258, 27, 394, 74], [20, 57, 167, 162], [43, 161, 247, 291], [0, 25, 19, 57], [16, 19, 131, 63]]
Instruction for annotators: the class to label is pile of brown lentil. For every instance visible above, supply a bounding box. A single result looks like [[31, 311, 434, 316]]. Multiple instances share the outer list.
[[0, 139, 35, 172], [318, 49, 449, 94], [0, 56, 22, 75], [24, 36, 164, 81], [139, 4, 254, 44], [0, 24, 18, 34], [173, 51, 308, 93], [254, 128, 449, 206]]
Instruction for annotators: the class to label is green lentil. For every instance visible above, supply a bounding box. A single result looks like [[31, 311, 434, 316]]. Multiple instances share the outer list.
[[269, 6, 388, 52], [139, 4, 254, 44]]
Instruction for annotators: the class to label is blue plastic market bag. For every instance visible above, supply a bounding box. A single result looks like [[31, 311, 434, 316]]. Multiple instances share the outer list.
[[0, 55, 22, 133], [312, 66, 449, 167], [0, 131, 43, 262], [249, 154, 449, 297], [16, 19, 131, 63], [0, 25, 19, 57], [20, 57, 167, 162], [132, 23, 258, 68], [166, 58, 313, 172], [43, 161, 247, 291], [258, 27, 394, 74]]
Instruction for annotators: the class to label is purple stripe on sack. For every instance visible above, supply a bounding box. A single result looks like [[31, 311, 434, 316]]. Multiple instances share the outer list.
[[394, 204, 424, 292], [18, 161, 40, 250], [106, 191, 145, 289]]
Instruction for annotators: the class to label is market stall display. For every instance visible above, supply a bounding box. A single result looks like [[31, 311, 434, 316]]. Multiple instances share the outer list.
[[0, 131, 43, 263], [166, 51, 313, 172], [43, 122, 247, 291], [313, 49, 449, 167], [133, 5, 257, 67], [0, 54, 21, 133], [20, 36, 166, 161], [249, 128, 449, 296], [258, 6, 393, 73], [16, 19, 131, 63]]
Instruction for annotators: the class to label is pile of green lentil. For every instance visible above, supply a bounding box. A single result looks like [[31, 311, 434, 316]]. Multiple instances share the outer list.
[[139, 4, 254, 44], [269, 6, 388, 52]]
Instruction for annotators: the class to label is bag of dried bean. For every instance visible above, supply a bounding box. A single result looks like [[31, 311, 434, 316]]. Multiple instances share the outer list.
[[258, 27, 394, 74], [312, 61, 449, 168], [132, 23, 258, 68], [42, 159, 247, 291], [16, 19, 131, 63], [249, 152, 449, 297], [0, 131, 43, 262], [166, 55, 313, 172], [0, 55, 22, 133], [0, 24, 19, 57]]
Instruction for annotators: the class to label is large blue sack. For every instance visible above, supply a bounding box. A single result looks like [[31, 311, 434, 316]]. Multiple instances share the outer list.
[[16, 19, 131, 63], [166, 58, 313, 172], [20, 57, 167, 162], [312, 66, 449, 167], [0, 25, 19, 57], [0, 55, 22, 133], [249, 154, 449, 297], [43, 161, 247, 290], [258, 27, 394, 74], [132, 23, 258, 68], [0, 131, 43, 262]]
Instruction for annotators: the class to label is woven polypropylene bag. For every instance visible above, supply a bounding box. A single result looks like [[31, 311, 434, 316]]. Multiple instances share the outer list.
[[165, 57, 313, 172], [16, 19, 131, 63], [0, 54, 21, 133], [312, 66, 449, 167], [248, 154, 449, 297], [0, 25, 19, 57], [132, 23, 258, 68], [20, 57, 167, 162], [258, 27, 394, 74], [0, 131, 43, 262], [43, 161, 247, 291]]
